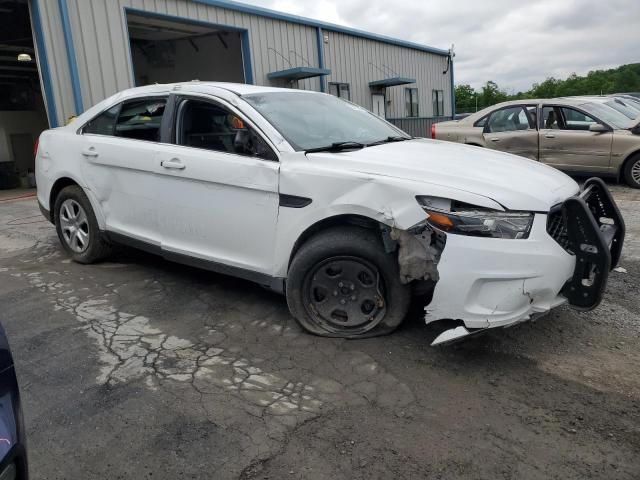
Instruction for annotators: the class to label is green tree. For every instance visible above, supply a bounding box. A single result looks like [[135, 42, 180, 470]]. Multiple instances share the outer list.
[[477, 81, 507, 109], [455, 84, 476, 112], [454, 63, 640, 112]]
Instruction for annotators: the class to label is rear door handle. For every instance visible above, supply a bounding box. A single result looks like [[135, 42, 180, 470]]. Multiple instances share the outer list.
[[545, 133, 556, 139], [490, 137, 500, 142], [161, 158, 186, 170], [81, 147, 98, 157]]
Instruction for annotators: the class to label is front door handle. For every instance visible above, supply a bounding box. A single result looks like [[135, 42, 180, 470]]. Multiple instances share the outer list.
[[161, 158, 186, 170], [81, 147, 98, 157], [545, 133, 556, 139], [490, 137, 500, 142]]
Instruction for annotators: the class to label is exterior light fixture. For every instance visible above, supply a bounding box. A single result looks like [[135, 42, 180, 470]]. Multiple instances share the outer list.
[[17, 53, 32, 62]]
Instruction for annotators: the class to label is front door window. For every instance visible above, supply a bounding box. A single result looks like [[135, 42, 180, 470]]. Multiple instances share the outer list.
[[486, 106, 532, 133], [176, 99, 276, 161]]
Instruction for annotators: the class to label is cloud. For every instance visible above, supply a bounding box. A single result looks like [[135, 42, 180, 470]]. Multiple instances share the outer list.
[[237, 0, 640, 92]]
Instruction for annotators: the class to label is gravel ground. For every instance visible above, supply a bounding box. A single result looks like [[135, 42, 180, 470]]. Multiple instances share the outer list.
[[0, 182, 638, 479]]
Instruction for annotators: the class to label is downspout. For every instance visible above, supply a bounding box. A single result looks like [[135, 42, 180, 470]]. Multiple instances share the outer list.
[[58, 0, 83, 116], [316, 27, 326, 92], [449, 53, 455, 119], [241, 30, 254, 84]]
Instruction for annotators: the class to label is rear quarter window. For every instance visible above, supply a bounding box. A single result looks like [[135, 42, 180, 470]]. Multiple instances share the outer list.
[[83, 105, 119, 136], [474, 115, 488, 128]]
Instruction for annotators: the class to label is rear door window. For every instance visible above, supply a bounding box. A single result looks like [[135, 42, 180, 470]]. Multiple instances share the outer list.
[[486, 106, 531, 133], [114, 98, 166, 142]]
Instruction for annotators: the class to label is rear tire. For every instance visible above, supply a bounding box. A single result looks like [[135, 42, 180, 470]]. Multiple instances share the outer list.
[[286, 226, 411, 338], [54, 185, 111, 263], [623, 153, 640, 189]]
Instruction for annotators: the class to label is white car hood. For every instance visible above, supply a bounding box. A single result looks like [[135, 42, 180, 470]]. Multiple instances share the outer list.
[[307, 138, 579, 211]]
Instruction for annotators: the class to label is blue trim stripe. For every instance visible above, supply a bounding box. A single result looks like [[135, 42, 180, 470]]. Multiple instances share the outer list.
[[316, 27, 325, 92], [122, 7, 137, 85], [126, 8, 248, 32], [30, 0, 58, 127], [192, 0, 448, 57], [241, 30, 254, 84], [124, 8, 254, 85], [58, 0, 83, 114]]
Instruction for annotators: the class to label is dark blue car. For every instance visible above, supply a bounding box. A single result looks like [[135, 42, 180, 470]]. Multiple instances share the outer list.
[[0, 324, 27, 479]]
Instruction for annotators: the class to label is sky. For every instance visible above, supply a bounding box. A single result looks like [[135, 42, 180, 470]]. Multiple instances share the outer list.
[[236, 0, 640, 92]]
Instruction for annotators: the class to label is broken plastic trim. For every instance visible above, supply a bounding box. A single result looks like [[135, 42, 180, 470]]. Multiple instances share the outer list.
[[380, 223, 444, 285], [559, 177, 625, 310]]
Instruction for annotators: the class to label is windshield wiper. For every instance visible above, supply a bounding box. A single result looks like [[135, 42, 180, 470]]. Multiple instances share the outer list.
[[367, 136, 412, 146], [304, 141, 366, 153]]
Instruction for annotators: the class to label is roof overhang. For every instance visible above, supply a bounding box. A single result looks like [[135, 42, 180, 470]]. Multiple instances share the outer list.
[[369, 77, 416, 88], [267, 66, 331, 81]]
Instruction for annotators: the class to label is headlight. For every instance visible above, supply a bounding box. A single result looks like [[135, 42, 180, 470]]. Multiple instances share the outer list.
[[416, 197, 534, 239]]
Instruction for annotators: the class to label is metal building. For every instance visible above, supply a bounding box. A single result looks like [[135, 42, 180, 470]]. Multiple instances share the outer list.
[[0, 0, 453, 186]]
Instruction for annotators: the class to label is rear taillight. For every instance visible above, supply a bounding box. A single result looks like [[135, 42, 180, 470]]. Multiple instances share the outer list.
[[431, 124, 436, 139], [34, 137, 39, 157]]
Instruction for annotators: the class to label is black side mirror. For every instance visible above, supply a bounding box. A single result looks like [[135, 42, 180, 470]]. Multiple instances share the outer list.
[[234, 129, 277, 161], [234, 129, 252, 153]]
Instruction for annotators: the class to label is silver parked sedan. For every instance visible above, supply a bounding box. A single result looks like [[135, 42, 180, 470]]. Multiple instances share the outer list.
[[433, 98, 640, 188]]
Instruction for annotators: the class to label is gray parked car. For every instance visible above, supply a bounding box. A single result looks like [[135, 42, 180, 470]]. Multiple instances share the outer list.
[[434, 98, 640, 188]]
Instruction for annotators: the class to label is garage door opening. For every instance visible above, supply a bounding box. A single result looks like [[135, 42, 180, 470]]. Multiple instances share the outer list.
[[126, 12, 246, 87], [0, 0, 48, 189]]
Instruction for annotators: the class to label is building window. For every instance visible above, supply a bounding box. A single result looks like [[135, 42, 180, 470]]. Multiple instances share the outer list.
[[405, 88, 419, 117], [432, 89, 444, 117], [329, 83, 350, 100]]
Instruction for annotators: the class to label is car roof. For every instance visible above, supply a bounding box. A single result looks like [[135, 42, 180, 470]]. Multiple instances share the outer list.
[[460, 97, 607, 124], [113, 81, 315, 98], [68, 81, 324, 131]]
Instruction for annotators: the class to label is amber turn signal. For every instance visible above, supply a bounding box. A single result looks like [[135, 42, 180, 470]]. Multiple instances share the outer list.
[[425, 211, 454, 230]]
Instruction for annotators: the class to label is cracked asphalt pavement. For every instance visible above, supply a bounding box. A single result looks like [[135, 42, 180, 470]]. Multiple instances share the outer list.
[[1, 183, 639, 479]]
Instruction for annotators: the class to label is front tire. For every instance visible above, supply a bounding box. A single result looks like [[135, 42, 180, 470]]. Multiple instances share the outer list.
[[286, 226, 411, 338], [54, 185, 111, 263], [623, 153, 640, 189]]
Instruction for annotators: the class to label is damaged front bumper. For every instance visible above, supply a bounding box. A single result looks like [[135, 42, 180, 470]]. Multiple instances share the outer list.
[[426, 177, 625, 346]]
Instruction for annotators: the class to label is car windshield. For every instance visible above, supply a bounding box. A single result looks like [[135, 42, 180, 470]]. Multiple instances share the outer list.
[[242, 92, 410, 151], [581, 102, 637, 129], [602, 100, 640, 120]]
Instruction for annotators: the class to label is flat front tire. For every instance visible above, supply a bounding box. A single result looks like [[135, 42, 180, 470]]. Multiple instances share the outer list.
[[286, 226, 411, 338], [54, 185, 111, 263]]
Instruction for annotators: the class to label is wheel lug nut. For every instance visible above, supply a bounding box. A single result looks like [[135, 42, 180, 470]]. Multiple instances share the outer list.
[[350, 284, 355, 290], [340, 299, 346, 305], [338, 282, 343, 287], [333, 291, 338, 296], [351, 296, 356, 301]]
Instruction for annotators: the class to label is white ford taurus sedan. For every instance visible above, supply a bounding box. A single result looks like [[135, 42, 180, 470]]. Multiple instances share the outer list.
[[35, 82, 625, 345]]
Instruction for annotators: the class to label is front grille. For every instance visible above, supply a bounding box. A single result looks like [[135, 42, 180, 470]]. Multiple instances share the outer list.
[[547, 208, 572, 252]]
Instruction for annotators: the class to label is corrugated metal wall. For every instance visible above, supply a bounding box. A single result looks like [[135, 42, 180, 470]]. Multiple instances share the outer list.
[[324, 30, 451, 119], [32, 0, 451, 128], [30, 0, 76, 126], [65, 0, 321, 109]]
